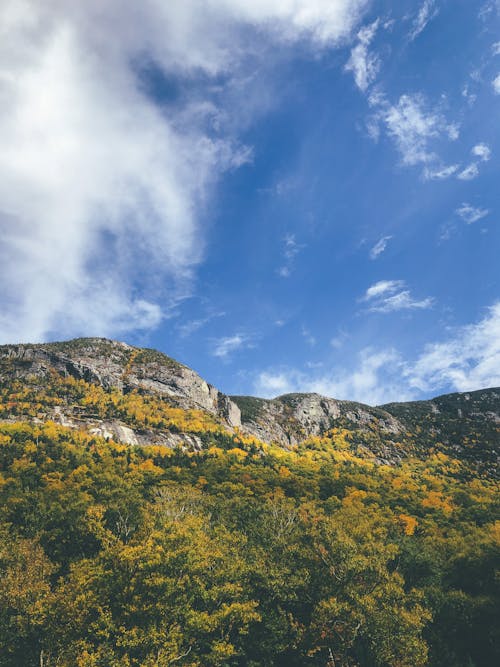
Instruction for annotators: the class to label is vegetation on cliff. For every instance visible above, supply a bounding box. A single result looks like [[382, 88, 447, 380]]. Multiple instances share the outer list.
[[0, 417, 498, 666]]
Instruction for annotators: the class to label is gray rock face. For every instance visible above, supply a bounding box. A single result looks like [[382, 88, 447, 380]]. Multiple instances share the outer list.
[[1, 338, 498, 474], [231, 392, 403, 447], [0, 338, 241, 428]]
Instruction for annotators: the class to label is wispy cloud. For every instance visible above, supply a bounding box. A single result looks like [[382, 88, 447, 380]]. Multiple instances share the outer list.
[[362, 280, 434, 313], [255, 303, 500, 404], [438, 221, 456, 243], [493, 74, 500, 94], [409, 0, 439, 41], [254, 348, 407, 404], [457, 163, 479, 180], [330, 328, 349, 349], [177, 311, 225, 338], [212, 334, 253, 358], [277, 233, 304, 278], [461, 84, 477, 107], [472, 143, 491, 161], [455, 143, 492, 181], [406, 303, 500, 393], [370, 291, 434, 313], [424, 164, 459, 180], [456, 203, 489, 224], [255, 371, 296, 397], [345, 19, 380, 92], [369, 93, 459, 172], [369, 235, 392, 259], [363, 280, 405, 300], [301, 326, 316, 347], [425, 144, 490, 182]]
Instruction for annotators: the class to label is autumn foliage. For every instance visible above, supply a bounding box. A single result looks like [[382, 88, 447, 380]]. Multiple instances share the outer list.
[[0, 414, 498, 667]]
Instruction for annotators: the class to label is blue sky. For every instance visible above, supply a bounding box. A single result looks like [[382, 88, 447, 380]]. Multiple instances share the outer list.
[[1, 0, 499, 404]]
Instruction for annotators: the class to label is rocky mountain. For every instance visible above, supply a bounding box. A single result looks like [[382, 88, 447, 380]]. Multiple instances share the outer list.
[[231, 393, 403, 446], [231, 389, 500, 472], [0, 337, 498, 474], [0, 337, 241, 425]]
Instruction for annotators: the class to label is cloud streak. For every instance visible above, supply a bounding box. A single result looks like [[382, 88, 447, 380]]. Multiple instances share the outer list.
[[369, 93, 459, 172], [345, 19, 380, 92], [212, 334, 253, 358], [455, 143, 492, 181], [409, 0, 439, 41], [456, 203, 489, 224], [362, 280, 434, 313], [278, 234, 304, 278], [369, 235, 392, 259]]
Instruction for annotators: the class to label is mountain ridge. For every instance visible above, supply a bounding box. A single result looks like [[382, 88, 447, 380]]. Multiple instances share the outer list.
[[0, 337, 498, 474]]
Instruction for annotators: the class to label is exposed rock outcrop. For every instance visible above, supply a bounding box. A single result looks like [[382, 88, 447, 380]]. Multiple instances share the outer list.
[[0, 338, 241, 428], [231, 392, 403, 446], [0, 338, 498, 474]]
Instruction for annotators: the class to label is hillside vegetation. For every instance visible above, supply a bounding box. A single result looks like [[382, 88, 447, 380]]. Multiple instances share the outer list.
[[0, 339, 498, 666]]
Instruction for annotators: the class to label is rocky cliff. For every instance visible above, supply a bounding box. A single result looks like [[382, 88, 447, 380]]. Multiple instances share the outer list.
[[0, 338, 498, 474], [0, 338, 241, 427], [230, 392, 403, 446]]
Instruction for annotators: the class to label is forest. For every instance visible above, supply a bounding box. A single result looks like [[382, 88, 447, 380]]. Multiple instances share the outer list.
[[0, 407, 498, 666]]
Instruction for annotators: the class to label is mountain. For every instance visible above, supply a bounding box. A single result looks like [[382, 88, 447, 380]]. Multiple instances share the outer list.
[[1, 338, 499, 667], [0, 337, 498, 474], [0, 337, 241, 449], [232, 388, 500, 473]]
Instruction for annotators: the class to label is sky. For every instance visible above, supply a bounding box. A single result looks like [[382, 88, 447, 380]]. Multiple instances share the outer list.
[[0, 0, 499, 405]]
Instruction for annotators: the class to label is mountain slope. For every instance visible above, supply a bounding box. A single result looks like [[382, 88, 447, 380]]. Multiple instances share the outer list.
[[0, 340, 499, 666], [0, 337, 240, 424], [232, 388, 500, 473], [0, 338, 498, 474]]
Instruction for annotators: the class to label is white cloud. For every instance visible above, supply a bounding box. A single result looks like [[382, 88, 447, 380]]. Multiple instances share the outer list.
[[423, 164, 459, 180], [461, 84, 477, 107], [453, 144, 491, 181], [369, 93, 459, 169], [493, 42, 500, 55], [456, 203, 489, 224], [177, 311, 225, 337], [369, 291, 434, 313], [493, 74, 500, 93], [431, 144, 490, 182], [369, 235, 392, 259], [330, 329, 349, 349], [362, 280, 403, 300], [255, 303, 500, 404], [438, 221, 456, 243], [0, 0, 369, 343], [254, 348, 409, 404], [472, 143, 491, 161], [284, 234, 301, 260], [301, 326, 316, 347], [278, 233, 304, 278], [345, 19, 380, 92], [406, 303, 500, 393], [255, 371, 295, 396], [457, 163, 479, 180], [362, 280, 434, 313], [212, 333, 252, 358], [409, 0, 439, 41]]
